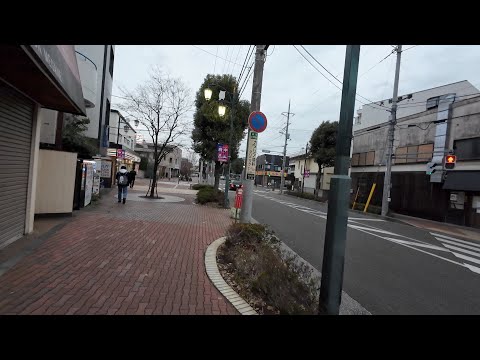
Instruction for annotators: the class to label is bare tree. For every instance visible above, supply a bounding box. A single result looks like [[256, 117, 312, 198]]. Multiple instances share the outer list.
[[119, 68, 191, 197]]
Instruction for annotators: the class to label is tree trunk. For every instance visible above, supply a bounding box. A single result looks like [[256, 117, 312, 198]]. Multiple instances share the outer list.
[[314, 165, 322, 200], [214, 161, 222, 190], [150, 161, 159, 197]]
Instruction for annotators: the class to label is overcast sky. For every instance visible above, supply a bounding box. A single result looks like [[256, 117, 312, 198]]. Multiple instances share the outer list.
[[111, 45, 480, 160]]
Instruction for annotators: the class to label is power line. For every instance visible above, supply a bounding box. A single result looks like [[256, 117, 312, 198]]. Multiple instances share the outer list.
[[402, 45, 419, 52], [191, 45, 243, 67], [213, 45, 219, 73], [299, 45, 391, 107], [359, 48, 396, 78], [293, 45, 388, 111], [238, 46, 254, 84], [222, 45, 231, 74]]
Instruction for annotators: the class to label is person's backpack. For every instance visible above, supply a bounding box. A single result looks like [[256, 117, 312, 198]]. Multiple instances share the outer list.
[[118, 172, 129, 186]]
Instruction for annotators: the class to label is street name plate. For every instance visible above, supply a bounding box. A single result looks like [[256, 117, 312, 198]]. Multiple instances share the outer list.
[[246, 131, 258, 180]]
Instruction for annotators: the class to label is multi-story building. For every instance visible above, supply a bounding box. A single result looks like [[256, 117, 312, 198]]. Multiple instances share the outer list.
[[104, 109, 141, 186], [351, 81, 480, 228], [135, 142, 182, 178], [0, 45, 86, 248], [288, 152, 333, 196], [38, 45, 115, 156], [255, 154, 289, 187]]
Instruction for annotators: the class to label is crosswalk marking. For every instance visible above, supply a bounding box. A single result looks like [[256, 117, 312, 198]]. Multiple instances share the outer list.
[[436, 238, 480, 251], [431, 232, 480, 249], [432, 232, 480, 275], [442, 242, 480, 257], [450, 252, 480, 266]]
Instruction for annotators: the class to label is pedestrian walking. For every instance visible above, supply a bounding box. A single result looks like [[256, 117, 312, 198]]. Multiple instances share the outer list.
[[116, 165, 130, 204], [129, 168, 137, 188]]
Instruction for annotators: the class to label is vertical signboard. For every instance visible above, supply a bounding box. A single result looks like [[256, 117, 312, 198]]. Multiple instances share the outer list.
[[245, 131, 258, 180], [217, 143, 229, 163], [84, 161, 94, 206]]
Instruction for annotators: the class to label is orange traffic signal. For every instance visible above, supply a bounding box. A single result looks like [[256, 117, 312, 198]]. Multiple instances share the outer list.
[[445, 155, 456, 169], [446, 155, 456, 163]]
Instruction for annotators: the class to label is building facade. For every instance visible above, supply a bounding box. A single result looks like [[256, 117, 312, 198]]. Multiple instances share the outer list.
[[288, 153, 333, 196], [351, 90, 480, 228], [255, 154, 289, 187], [0, 45, 86, 248], [135, 142, 182, 178]]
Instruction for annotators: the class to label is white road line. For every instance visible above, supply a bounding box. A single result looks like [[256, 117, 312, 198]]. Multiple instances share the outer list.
[[356, 229, 466, 268], [443, 244, 480, 259], [383, 237, 450, 252], [436, 237, 480, 252], [430, 232, 480, 249], [451, 252, 480, 266], [464, 264, 480, 275], [349, 218, 386, 221]]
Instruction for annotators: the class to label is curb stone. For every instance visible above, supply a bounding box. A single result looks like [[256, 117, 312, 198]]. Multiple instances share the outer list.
[[250, 218, 371, 315], [205, 237, 258, 315]]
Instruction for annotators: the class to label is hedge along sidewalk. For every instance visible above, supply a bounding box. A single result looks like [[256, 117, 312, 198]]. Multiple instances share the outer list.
[[205, 237, 258, 315], [250, 218, 371, 315]]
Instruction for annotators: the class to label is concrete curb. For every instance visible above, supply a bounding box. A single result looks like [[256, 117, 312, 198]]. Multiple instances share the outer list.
[[205, 237, 258, 315], [250, 218, 371, 315]]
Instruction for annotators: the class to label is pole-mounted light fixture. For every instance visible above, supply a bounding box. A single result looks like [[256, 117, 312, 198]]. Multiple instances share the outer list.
[[218, 104, 226, 117], [204, 88, 212, 101]]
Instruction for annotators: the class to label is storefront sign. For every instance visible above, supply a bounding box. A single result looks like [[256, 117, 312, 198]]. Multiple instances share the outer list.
[[100, 161, 112, 178], [245, 131, 258, 180], [84, 161, 94, 206], [117, 149, 125, 159]]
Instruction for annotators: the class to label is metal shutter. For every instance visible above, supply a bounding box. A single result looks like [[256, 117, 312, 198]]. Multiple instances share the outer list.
[[0, 81, 34, 247]]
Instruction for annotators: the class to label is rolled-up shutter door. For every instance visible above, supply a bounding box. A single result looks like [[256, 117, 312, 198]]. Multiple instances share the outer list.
[[0, 81, 34, 247]]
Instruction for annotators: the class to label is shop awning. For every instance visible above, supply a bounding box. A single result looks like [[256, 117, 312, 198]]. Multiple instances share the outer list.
[[0, 45, 86, 115], [443, 171, 480, 192]]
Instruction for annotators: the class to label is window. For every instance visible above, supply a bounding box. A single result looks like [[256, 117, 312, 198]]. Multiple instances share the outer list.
[[169, 158, 172, 163], [454, 137, 480, 160], [351, 151, 375, 167], [426, 96, 439, 110], [175, 159, 178, 164], [394, 143, 433, 164], [109, 46, 114, 77], [105, 100, 111, 127]]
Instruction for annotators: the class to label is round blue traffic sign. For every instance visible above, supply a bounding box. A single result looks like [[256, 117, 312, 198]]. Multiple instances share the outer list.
[[248, 111, 268, 133]]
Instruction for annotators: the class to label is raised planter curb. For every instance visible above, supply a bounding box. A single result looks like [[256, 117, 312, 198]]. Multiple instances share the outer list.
[[205, 237, 258, 315]]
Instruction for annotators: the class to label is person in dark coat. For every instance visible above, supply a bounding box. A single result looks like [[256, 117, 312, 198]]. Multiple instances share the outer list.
[[116, 165, 130, 204], [129, 168, 137, 188]]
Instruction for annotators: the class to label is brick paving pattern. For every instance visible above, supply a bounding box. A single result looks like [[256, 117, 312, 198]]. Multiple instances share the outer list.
[[0, 190, 238, 315]]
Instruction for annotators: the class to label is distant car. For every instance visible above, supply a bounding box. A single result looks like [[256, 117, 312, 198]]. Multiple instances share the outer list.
[[229, 180, 242, 191], [220, 175, 225, 180]]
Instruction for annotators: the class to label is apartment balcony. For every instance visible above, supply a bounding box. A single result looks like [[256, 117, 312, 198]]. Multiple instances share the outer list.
[[75, 50, 97, 108]]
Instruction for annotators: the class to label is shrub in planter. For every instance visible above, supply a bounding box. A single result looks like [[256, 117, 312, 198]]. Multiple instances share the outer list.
[[196, 186, 224, 205], [219, 223, 319, 315], [192, 184, 212, 190]]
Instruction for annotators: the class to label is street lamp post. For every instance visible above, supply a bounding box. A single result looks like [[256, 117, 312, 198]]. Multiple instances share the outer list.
[[204, 84, 237, 209]]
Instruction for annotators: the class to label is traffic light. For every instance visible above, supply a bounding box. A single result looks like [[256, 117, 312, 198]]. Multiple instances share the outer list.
[[445, 155, 456, 169]]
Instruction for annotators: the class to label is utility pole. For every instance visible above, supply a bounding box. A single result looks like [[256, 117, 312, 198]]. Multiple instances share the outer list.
[[381, 45, 402, 217], [319, 45, 360, 315], [240, 45, 267, 224], [280, 100, 293, 194], [301, 143, 308, 194]]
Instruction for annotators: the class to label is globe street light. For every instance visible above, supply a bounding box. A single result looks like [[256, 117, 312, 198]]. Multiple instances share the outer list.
[[203, 84, 237, 209], [204, 88, 212, 101], [218, 104, 226, 117]]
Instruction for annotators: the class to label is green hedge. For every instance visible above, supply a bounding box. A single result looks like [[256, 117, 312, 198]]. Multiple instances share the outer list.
[[192, 183, 213, 190], [196, 186, 224, 205]]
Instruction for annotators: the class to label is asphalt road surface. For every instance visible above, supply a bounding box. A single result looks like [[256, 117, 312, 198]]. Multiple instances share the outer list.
[[221, 182, 480, 315]]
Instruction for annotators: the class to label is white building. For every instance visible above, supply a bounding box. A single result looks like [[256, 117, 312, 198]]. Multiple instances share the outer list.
[[353, 80, 479, 131], [38, 45, 115, 156]]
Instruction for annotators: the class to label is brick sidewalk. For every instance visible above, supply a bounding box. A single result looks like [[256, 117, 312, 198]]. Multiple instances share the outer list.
[[0, 190, 238, 315]]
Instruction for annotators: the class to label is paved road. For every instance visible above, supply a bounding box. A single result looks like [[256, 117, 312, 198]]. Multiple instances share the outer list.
[[221, 182, 480, 314]]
